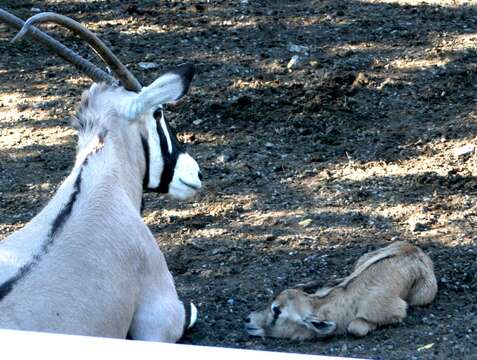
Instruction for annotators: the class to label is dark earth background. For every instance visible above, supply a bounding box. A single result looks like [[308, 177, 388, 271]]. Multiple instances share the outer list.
[[1, 1, 476, 359]]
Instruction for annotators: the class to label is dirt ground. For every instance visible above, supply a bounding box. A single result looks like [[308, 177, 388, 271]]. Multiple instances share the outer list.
[[1, 0, 476, 359]]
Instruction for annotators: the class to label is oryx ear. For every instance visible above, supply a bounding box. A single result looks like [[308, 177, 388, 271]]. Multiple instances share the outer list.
[[123, 64, 194, 122], [303, 319, 336, 337], [139, 63, 194, 107]]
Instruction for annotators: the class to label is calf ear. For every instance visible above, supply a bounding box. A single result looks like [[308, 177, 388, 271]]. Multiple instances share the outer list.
[[137, 63, 195, 111], [303, 319, 336, 337], [293, 279, 322, 294]]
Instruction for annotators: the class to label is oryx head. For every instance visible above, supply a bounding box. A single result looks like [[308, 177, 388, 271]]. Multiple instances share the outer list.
[[9, 11, 202, 200]]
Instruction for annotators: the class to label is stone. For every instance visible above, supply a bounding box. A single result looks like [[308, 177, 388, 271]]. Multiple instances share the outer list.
[[455, 145, 475, 157], [138, 62, 159, 70], [287, 55, 301, 70], [288, 43, 310, 55]]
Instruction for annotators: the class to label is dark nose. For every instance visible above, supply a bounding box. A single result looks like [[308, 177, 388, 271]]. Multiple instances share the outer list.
[[244, 316, 251, 323], [198, 171, 204, 181]]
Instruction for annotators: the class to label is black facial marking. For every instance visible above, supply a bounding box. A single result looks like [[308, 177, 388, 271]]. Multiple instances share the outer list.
[[270, 305, 281, 326], [147, 109, 185, 193], [141, 135, 150, 189], [140, 196, 145, 215]]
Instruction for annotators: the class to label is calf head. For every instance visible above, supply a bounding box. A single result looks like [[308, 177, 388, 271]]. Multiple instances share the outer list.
[[245, 289, 336, 341]]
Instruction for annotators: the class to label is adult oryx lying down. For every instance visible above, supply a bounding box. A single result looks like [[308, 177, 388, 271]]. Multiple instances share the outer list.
[[246, 242, 437, 340], [0, 11, 202, 342]]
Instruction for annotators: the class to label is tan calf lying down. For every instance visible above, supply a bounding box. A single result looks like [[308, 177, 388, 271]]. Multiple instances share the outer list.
[[246, 241, 437, 340]]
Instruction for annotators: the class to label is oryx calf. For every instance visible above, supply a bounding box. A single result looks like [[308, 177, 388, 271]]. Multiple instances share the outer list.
[[0, 12, 202, 342], [246, 242, 437, 340]]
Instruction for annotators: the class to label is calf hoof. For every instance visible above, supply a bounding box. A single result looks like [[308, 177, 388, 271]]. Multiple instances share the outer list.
[[347, 318, 376, 337]]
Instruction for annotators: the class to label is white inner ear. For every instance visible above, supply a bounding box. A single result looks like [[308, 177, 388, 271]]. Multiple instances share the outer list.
[[144, 111, 164, 189], [144, 73, 184, 101], [137, 73, 184, 114]]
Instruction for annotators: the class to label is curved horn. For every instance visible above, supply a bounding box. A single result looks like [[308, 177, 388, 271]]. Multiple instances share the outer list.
[[11, 12, 142, 92], [0, 8, 114, 84]]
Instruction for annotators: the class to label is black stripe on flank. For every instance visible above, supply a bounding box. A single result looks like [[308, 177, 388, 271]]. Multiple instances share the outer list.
[[50, 165, 84, 238], [0, 263, 31, 301], [0, 166, 84, 302], [0, 132, 106, 302]]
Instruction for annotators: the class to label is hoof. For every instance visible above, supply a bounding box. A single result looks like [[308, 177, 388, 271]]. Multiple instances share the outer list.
[[188, 302, 198, 329], [182, 300, 198, 334]]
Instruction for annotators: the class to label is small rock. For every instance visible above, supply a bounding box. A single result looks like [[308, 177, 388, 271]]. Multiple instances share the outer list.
[[212, 247, 226, 255], [299, 219, 313, 227], [265, 234, 276, 242], [417, 343, 434, 352], [217, 154, 234, 163], [235, 95, 252, 106], [138, 62, 159, 70], [16, 104, 28, 112], [455, 145, 475, 157], [287, 55, 302, 70], [227, 298, 235, 306], [288, 43, 310, 55], [31, 7, 41, 12], [411, 222, 429, 232], [265, 142, 275, 149], [39, 183, 50, 191], [309, 60, 320, 68], [193, 119, 204, 126], [194, 3, 206, 11]]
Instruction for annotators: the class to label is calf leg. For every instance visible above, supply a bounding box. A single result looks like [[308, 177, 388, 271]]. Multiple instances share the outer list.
[[347, 318, 377, 337], [357, 294, 408, 326], [408, 271, 438, 306]]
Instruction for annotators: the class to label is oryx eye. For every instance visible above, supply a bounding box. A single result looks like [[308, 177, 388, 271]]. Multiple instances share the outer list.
[[153, 108, 162, 119], [271, 304, 281, 318]]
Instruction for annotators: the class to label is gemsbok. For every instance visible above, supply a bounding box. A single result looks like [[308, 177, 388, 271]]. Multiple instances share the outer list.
[[0, 10, 202, 342], [246, 241, 437, 340]]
